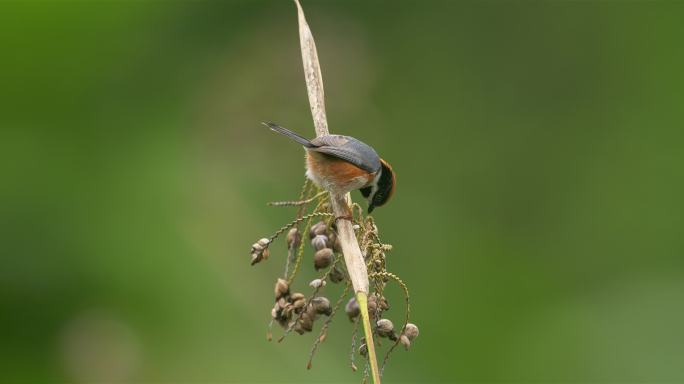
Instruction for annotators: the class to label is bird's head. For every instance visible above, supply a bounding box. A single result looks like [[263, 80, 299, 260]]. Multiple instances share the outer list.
[[360, 158, 395, 214]]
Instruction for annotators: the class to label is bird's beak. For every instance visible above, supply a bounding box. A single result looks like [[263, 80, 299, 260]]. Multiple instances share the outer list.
[[367, 204, 375, 214]]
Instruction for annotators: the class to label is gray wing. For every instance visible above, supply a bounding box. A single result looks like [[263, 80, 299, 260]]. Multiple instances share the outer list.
[[309, 135, 381, 173]]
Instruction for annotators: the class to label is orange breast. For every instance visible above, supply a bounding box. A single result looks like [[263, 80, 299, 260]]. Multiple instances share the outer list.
[[306, 151, 373, 192]]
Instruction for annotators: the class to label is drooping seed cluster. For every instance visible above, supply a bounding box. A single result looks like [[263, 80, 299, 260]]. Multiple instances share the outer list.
[[271, 277, 333, 334], [250, 238, 270, 266], [250, 180, 419, 380]]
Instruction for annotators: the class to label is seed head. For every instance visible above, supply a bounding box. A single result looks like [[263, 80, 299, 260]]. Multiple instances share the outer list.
[[309, 278, 326, 289]]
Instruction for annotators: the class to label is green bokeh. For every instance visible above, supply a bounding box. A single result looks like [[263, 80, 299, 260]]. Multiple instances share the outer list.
[[2, 1, 683, 383]]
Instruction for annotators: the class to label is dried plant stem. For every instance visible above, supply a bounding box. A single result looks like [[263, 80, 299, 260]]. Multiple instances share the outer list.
[[294, 1, 380, 382]]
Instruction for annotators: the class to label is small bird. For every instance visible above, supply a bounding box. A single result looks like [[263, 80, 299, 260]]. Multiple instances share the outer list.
[[263, 122, 395, 214]]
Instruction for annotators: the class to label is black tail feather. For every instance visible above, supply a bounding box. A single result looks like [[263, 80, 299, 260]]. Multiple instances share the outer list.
[[262, 121, 315, 147]]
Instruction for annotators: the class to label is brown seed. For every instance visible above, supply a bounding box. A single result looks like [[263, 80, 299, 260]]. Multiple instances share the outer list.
[[296, 312, 314, 334], [282, 303, 295, 317], [314, 248, 334, 270], [329, 266, 345, 283], [274, 278, 289, 300], [376, 319, 394, 338], [310, 296, 332, 316], [277, 297, 288, 309], [311, 235, 329, 251], [309, 220, 328, 239], [332, 235, 342, 253], [327, 232, 340, 250], [286, 228, 301, 249], [378, 296, 390, 311], [292, 298, 306, 311], [345, 297, 360, 320], [400, 334, 411, 350], [359, 343, 368, 357], [290, 292, 305, 301], [403, 323, 420, 340], [367, 294, 378, 318]]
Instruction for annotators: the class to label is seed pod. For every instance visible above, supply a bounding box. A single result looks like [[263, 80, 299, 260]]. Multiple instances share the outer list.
[[367, 294, 378, 318], [292, 298, 306, 311], [314, 248, 334, 270], [329, 266, 345, 283], [272, 303, 289, 328], [274, 278, 289, 300], [295, 312, 314, 334], [311, 235, 329, 251], [400, 334, 411, 350], [309, 278, 326, 289], [282, 303, 295, 318], [359, 343, 368, 357], [286, 228, 301, 249], [290, 292, 305, 301], [376, 319, 394, 338], [327, 231, 341, 250], [309, 220, 328, 239], [378, 296, 390, 311], [403, 323, 420, 340], [250, 238, 270, 265], [310, 296, 332, 316], [332, 234, 342, 253], [277, 297, 288, 309], [345, 297, 360, 320]]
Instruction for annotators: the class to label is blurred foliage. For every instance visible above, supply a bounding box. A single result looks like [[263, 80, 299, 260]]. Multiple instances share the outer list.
[[1, 1, 684, 383]]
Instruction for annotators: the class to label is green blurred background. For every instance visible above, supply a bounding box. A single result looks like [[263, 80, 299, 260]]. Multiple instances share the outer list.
[[2, 1, 684, 383]]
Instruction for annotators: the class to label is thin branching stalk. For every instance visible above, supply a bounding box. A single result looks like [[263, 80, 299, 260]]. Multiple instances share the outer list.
[[287, 196, 328, 284], [307, 283, 351, 369], [269, 212, 332, 244], [268, 190, 327, 207], [370, 271, 411, 376]]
